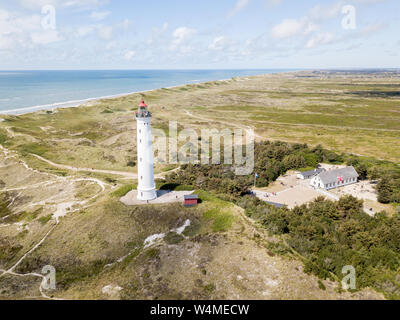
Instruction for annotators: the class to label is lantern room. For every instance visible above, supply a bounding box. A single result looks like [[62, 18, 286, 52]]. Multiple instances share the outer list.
[[136, 100, 151, 118]]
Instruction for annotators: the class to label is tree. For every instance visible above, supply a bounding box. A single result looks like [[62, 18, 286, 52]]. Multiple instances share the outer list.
[[355, 163, 368, 180], [282, 154, 307, 170], [377, 176, 393, 204]]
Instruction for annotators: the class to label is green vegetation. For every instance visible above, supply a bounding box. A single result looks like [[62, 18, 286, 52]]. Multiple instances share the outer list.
[[238, 195, 400, 299], [0, 237, 23, 262], [38, 214, 53, 225], [0, 130, 7, 144], [0, 194, 11, 218], [165, 232, 184, 245], [18, 143, 49, 156], [166, 141, 400, 205], [112, 184, 136, 197], [196, 190, 235, 232]]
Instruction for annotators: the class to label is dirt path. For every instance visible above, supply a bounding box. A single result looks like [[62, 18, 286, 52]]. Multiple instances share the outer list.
[[32, 154, 180, 180], [0, 145, 110, 300], [32, 154, 138, 178], [184, 110, 263, 140]]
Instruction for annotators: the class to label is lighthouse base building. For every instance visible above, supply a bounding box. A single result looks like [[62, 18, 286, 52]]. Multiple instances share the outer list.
[[135, 100, 157, 201]]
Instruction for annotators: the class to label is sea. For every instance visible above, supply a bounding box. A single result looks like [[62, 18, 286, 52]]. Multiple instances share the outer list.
[[0, 69, 293, 115]]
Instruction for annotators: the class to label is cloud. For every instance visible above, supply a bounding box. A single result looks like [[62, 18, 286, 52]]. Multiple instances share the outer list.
[[271, 18, 317, 39], [148, 22, 168, 45], [18, 0, 57, 10], [124, 50, 135, 61], [117, 19, 131, 30], [172, 27, 196, 45], [0, 8, 61, 50], [31, 29, 62, 44], [63, 0, 108, 9], [90, 11, 111, 21], [98, 25, 113, 40], [76, 25, 95, 37], [18, 0, 108, 10], [358, 23, 385, 36], [208, 36, 233, 51], [306, 32, 335, 48], [265, 0, 283, 6], [308, 2, 343, 21], [228, 0, 250, 18]]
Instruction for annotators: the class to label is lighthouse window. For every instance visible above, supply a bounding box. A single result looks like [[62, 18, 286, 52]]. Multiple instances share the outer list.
[[141, 176, 143, 180], [139, 129, 141, 133]]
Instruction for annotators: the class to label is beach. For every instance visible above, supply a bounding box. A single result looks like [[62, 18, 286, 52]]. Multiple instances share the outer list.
[[0, 69, 291, 115]]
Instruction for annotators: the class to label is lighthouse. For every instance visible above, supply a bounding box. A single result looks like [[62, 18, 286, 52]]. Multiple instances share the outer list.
[[135, 100, 157, 201]]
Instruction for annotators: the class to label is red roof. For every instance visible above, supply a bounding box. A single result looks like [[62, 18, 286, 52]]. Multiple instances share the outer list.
[[139, 100, 147, 108]]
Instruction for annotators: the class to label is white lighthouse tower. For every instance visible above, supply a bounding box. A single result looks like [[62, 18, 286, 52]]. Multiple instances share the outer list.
[[135, 100, 157, 201]]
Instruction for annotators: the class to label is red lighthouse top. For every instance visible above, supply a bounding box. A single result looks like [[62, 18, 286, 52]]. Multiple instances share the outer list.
[[136, 99, 151, 118], [139, 100, 147, 108]]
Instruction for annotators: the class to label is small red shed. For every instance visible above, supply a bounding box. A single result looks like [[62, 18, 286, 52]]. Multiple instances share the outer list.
[[184, 194, 199, 207]]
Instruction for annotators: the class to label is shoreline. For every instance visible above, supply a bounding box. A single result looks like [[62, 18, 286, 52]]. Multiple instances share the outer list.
[[0, 70, 293, 116]]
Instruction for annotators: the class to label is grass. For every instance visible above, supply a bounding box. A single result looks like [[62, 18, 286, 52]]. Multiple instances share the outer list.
[[197, 190, 236, 232], [0, 130, 7, 144], [203, 208, 235, 232], [112, 184, 136, 197], [19, 143, 49, 156], [2, 71, 399, 176], [0, 194, 11, 218], [38, 214, 53, 225]]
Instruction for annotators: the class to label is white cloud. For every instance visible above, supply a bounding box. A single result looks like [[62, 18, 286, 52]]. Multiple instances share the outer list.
[[98, 25, 113, 40], [228, 0, 250, 18], [359, 23, 385, 36], [76, 25, 95, 37], [63, 0, 107, 9], [308, 2, 343, 21], [19, 0, 108, 10], [90, 11, 111, 21], [271, 18, 317, 39], [117, 19, 131, 30], [31, 29, 61, 44], [208, 36, 232, 51], [18, 0, 57, 10], [172, 27, 196, 45], [124, 50, 135, 61], [148, 22, 168, 45], [0, 8, 61, 50], [306, 32, 335, 48]]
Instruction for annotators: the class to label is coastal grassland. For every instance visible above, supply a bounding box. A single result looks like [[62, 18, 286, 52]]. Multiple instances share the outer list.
[[1, 70, 399, 175], [3, 186, 381, 300], [7, 191, 239, 299]]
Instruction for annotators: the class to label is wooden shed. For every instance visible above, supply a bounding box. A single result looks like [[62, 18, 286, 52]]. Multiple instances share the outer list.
[[184, 194, 199, 207]]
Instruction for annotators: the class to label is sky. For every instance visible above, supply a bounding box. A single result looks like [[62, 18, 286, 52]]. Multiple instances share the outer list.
[[0, 0, 399, 69]]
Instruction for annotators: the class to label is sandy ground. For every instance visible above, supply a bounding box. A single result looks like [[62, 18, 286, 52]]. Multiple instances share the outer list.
[[330, 180, 378, 202], [120, 190, 194, 206], [254, 165, 388, 214], [253, 185, 322, 209]]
